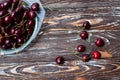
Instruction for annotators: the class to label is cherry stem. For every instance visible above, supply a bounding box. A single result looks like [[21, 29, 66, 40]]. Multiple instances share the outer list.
[[1, 34, 15, 39], [0, 13, 10, 19], [73, 50, 82, 59], [17, 0, 23, 8], [6, 24, 11, 28], [11, 3, 14, 11]]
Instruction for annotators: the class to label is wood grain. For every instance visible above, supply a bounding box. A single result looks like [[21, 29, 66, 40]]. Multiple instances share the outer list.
[[0, 0, 120, 80]]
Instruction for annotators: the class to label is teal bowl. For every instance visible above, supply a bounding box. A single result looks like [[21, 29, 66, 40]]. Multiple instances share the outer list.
[[0, 0, 45, 55]]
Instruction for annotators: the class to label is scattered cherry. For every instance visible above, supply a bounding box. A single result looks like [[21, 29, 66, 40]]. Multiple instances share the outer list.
[[77, 45, 86, 52], [95, 38, 105, 47], [82, 21, 91, 30], [55, 56, 65, 64], [91, 51, 101, 59], [82, 54, 91, 62], [80, 31, 89, 40]]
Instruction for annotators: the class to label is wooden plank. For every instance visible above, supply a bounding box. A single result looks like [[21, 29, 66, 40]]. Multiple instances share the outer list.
[[0, 0, 119, 80]]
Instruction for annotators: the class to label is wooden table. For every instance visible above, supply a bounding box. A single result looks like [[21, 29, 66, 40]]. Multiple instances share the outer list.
[[0, 0, 120, 80]]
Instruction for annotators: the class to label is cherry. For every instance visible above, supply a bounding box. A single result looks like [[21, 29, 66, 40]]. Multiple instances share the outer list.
[[0, 38, 4, 46], [17, 37, 24, 44], [0, 11, 6, 17], [14, 16, 21, 23], [10, 28, 15, 34], [91, 51, 101, 59], [95, 38, 105, 47], [0, 19, 4, 26], [27, 27, 34, 34], [80, 31, 89, 40], [55, 56, 65, 64], [12, 0, 19, 4], [77, 45, 86, 52], [31, 3, 40, 11], [82, 54, 91, 62], [0, 3, 4, 10], [5, 38, 11, 45], [14, 28, 22, 36], [11, 11, 18, 18], [1, 27, 9, 33], [15, 6, 24, 15], [4, 15, 12, 24], [28, 19, 35, 27], [29, 11, 36, 19], [24, 11, 29, 19], [3, 1, 11, 9], [82, 21, 91, 30], [2, 44, 10, 50]]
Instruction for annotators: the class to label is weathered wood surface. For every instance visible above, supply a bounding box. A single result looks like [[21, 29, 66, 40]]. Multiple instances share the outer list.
[[0, 0, 120, 80]]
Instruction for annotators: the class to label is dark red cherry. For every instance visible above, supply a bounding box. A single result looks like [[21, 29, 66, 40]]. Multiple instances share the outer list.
[[55, 56, 65, 64], [77, 45, 86, 52], [31, 3, 40, 11], [28, 19, 35, 27], [17, 37, 24, 44], [29, 11, 36, 19], [24, 11, 29, 19], [82, 54, 91, 62], [0, 11, 6, 17], [80, 31, 89, 40], [2, 44, 9, 50], [0, 19, 4, 26], [12, 0, 19, 4], [82, 21, 91, 30], [95, 38, 105, 47], [11, 11, 18, 18], [91, 51, 101, 59], [4, 15, 12, 24], [15, 6, 24, 14], [10, 28, 15, 34], [27, 27, 34, 34], [5, 38, 11, 45], [0, 3, 4, 10], [3, 1, 11, 9], [14, 28, 22, 36]]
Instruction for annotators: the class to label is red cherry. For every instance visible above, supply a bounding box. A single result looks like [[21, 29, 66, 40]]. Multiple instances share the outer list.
[[82, 21, 91, 30], [82, 54, 91, 62], [80, 31, 89, 40], [24, 11, 29, 19], [77, 45, 86, 52], [55, 56, 64, 64], [95, 38, 105, 47], [91, 51, 101, 59], [4, 15, 12, 24], [29, 11, 36, 19], [31, 3, 40, 11], [28, 19, 35, 27]]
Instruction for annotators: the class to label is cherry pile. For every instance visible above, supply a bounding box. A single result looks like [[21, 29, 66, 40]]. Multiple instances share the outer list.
[[0, 0, 40, 50]]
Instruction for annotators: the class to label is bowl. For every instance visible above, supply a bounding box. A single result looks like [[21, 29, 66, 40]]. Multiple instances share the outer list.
[[0, 0, 45, 55]]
